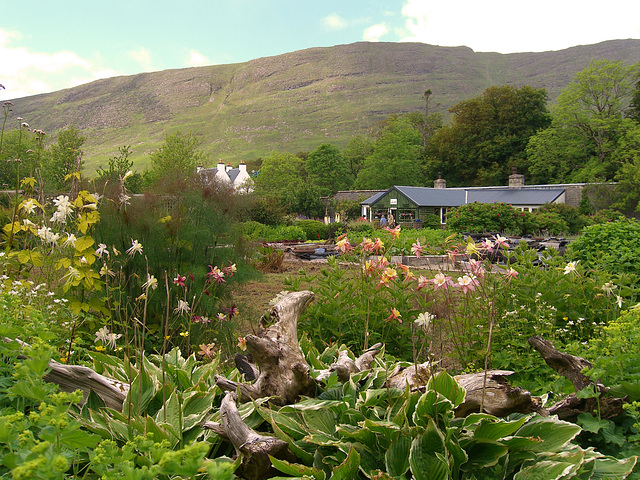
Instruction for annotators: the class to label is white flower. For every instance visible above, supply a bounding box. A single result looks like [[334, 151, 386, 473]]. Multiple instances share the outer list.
[[119, 193, 131, 206], [142, 274, 158, 291], [99, 265, 115, 277], [62, 233, 77, 248], [94, 326, 122, 349], [174, 299, 191, 315], [616, 295, 624, 309], [62, 266, 81, 283], [94, 326, 109, 343], [415, 312, 435, 330], [52, 195, 74, 220], [563, 261, 578, 275], [20, 199, 37, 214], [123, 170, 133, 180], [95, 243, 109, 258], [601, 281, 616, 296], [126, 239, 143, 256]]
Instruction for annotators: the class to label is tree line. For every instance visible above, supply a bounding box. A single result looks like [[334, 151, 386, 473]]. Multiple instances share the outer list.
[[2, 59, 639, 219]]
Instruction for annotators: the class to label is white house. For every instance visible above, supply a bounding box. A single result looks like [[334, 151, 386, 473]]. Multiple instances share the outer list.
[[197, 160, 253, 192]]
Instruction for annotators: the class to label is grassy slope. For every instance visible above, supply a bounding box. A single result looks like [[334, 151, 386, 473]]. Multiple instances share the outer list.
[[8, 40, 640, 174]]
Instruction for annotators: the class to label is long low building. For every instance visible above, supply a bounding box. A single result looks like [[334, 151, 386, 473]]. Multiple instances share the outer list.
[[360, 169, 585, 226]]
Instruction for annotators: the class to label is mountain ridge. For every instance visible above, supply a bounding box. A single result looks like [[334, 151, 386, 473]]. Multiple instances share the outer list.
[[8, 39, 640, 172]]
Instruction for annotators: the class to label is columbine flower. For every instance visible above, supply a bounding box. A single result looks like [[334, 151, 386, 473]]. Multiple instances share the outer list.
[[431, 271, 453, 290], [481, 238, 495, 252], [126, 239, 143, 256], [378, 267, 398, 288], [417, 274, 429, 291], [208, 265, 225, 283], [62, 233, 77, 248], [386, 307, 402, 323], [601, 281, 616, 296], [336, 236, 352, 253], [503, 267, 519, 281], [198, 343, 216, 360], [237, 337, 247, 351], [95, 243, 108, 257], [62, 266, 81, 283], [20, 199, 38, 215], [468, 258, 485, 277], [142, 274, 158, 290], [94, 326, 122, 349], [411, 239, 423, 258], [494, 235, 508, 249], [616, 295, 624, 309], [175, 299, 191, 315], [99, 265, 115, 277], [216, 312, 227, 322], [563, 261, 578, 275], [363, 260, 377, 277], [415, 312, 435, 330], [173, 274, 186, 287], [223, 304, 239, 319], [223, 262, 237, 276], [465, 240, 480, 256], [384, 225, 401, 239], [94, 326, 109, 344], [456, 275, 478, 294], [53, 195, 73, 218]]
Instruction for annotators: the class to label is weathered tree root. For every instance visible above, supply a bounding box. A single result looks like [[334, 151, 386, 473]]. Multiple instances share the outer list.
[[529, 336, 625, 421], [315, 342, 383, 382], [5, 337, 129, 411], [215, 290, 317, 405], [205, 392, 296, 480]]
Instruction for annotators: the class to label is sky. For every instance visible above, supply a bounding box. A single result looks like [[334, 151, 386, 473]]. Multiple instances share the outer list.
[[1, 0, 639, 101]]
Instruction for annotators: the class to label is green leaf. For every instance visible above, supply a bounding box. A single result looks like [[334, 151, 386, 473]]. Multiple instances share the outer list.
[[592, 456, 638, 479], [577, 413, 610, 434], [515, 416, 581, 453], [269, 456, 323, 479], [513, 460, 578, 480], [459, 439, 508, 470], [409, 419, 449, 480], [329, 446, 360, 480], [429, 371, 466, 407], [386, 432, 411, 478], [473, 416, 528, 441], [155, 391, 183, 444], [123, 360, 157, 417], [74, 235, 95, 252]]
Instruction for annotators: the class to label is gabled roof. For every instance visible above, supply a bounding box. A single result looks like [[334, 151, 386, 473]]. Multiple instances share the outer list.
[[360, 185, 566, 208], [394, 186, 466, 207], [466, 188, 564, 205], [227, 168, 240, 182]]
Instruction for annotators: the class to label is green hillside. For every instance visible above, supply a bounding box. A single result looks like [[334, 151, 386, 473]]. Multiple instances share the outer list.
[[9, 39, 640, 173]]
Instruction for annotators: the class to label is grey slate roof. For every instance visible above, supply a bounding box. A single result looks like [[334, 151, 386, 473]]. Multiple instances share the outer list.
[[361, 185, 566, 208], [466, 188, 564, 205]]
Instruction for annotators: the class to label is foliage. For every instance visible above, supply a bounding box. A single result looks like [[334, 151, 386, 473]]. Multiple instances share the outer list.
[[262, 344, 637, 480], [94, 145, 143, 194], [306, 143, 352, 196], [42, 125, 85, 192], [446, 202, 526, 234], [295, 219, 328, 241], [240, 221, 307, 242], [144, 131, 205, 189], [354, 115, 424, 189], [342, 134, 374, 179], [537, 203, 590, 235], [568, 219, 640, 277], [253, 151, 305, 210], [426, 85, 551, 186], [522, 210, 569, 236], [528, 59, 640, 183]]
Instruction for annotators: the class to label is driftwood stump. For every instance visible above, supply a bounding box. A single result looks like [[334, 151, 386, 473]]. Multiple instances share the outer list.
[[215, 290, 317, 405], [529, 336, 625, 421]]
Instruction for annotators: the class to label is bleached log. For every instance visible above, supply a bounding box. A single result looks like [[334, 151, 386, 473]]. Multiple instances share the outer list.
[[315, 342, 383, 382], [215, 290, 317, 405]]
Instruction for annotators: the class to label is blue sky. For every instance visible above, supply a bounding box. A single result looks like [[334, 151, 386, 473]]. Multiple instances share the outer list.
[[1, 0, 639, 101]]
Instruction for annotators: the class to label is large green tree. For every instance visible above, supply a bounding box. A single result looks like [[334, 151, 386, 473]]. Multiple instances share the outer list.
[[342, 135, 374, 179], [528, 59, 640, 182], [305, 143, 352, 196], [354, 116, 423, 189], [425, 85, 551, 186], [43, 125, 85, 191], [145, 131, 205, 189]]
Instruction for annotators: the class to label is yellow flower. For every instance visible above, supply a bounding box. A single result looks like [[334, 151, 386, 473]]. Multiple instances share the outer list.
[[95, 345, 106, 352], [179, 331, 189, 337]]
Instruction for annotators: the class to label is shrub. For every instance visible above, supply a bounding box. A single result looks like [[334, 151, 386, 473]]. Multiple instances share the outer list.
[[295, 219, 328, 241], [523, 210, 569, 235], [446, 202, 525, 234], [268, 225, 307, 242], [568, 219, 640, 276], [537, 203, 589, 234], [239, 221, 269, 239]]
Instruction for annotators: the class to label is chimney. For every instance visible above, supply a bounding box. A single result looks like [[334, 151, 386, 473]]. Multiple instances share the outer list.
[[196, 164, 203, 174], [226, 163, 232, 172], [434, 172, 446, 189], [509, 167, 524, 189], [239, 160, 247, 172], [217, 160, 225, 173]]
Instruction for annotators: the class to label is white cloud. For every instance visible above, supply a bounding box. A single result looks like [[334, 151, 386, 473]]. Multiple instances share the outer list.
[[363, 23, 389, 42], [0, 28, 117, 101], [186, 50, 210, 67], [321, 13, 349, 30], [398, 0, 640, 53], [127, 47, 154, 71]]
